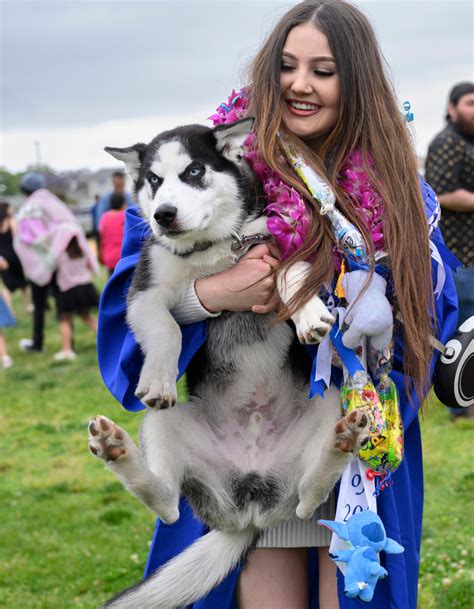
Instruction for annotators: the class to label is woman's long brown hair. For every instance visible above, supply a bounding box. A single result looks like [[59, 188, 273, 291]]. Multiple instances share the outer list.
[[248, 0, 434, 400]]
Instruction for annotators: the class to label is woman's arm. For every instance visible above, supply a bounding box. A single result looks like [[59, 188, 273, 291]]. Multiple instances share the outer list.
[[196, 244, 280, 313], [0, 255, 9, 271], [171, 243, 280, 324], [437, 189, 474, 212]]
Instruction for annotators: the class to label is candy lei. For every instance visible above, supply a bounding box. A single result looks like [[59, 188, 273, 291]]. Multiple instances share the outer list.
[[209, 89, 385, 261]]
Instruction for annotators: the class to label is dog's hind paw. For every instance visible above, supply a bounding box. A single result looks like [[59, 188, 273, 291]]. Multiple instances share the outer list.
[[88, 416, 130, 461], [333, 410, 369, 453]]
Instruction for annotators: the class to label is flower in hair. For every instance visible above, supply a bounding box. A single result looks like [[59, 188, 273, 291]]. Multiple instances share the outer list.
[[208, 89, 249, 125]]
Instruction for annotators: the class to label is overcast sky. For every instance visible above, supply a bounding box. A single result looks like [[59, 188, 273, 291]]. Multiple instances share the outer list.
[[1, 0, 473, 172]]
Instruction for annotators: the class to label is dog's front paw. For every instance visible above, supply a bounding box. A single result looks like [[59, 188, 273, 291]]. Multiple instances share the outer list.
[[333, 410, 369, 453], [292, 297, 335, 344], [88, 416, 130, 461], [135, 381, 177, 410], [136, 360, 177, 409]]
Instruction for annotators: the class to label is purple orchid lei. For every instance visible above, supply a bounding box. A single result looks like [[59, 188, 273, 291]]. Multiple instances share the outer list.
[[209, 89, 384, 262]]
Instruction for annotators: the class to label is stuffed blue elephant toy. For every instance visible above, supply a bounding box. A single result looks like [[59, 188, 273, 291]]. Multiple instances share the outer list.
[[318, 510, 404, 603]]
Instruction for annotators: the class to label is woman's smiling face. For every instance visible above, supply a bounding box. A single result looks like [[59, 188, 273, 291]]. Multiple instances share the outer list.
[[280, 22, 341, 141]]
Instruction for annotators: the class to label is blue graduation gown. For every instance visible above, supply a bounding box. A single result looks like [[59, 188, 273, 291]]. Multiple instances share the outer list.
[[97, 180, 458, 609]]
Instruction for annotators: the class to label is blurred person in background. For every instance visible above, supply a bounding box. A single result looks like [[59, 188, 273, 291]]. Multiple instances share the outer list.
[[53, 235, 99, 361], [99, 192, 127, 276], [90, 194, 101, 255], [93, 171, 133, 230], [0, 256, 16, 369], [14, 172, 95, 355], [93, 172, 133, 266], [0, 201, 31, 313], [425, 82, 474, 419]]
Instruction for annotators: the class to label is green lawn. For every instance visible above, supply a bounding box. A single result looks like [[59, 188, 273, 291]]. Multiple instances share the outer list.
[[0, 283, 472, 608]]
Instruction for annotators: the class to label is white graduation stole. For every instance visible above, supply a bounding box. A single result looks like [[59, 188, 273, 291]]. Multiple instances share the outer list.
[[329, 456, 377, 574]]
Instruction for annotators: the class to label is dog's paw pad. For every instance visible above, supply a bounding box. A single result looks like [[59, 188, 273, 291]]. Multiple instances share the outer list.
[[88, 416, 129, 462], [142, 393, 176, 410], [135, 388, 149, 400], [345, 410, 368, 429], [333, 410, 369, 453], [135, 369, 178, 410]]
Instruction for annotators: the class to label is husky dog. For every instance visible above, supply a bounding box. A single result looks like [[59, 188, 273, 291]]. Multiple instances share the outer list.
[[89, 119, 368, 608]]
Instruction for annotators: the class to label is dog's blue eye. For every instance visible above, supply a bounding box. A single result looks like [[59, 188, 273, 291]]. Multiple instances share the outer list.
[[188, 165, 204, 178], [148, 173, 162, 186]]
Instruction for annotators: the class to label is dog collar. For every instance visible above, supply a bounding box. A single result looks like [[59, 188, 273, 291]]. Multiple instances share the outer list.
[[165, 231, 269, 259], [175, 240, 217, 258], [231, 231, 269, 258]]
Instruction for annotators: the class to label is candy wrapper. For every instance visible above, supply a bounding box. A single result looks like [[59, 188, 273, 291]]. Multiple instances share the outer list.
[[341, 369, 403, 473], [375, 369, 403, 473]]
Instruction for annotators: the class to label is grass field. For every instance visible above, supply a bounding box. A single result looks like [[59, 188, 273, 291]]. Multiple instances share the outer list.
[[0, 280, 472, 608]]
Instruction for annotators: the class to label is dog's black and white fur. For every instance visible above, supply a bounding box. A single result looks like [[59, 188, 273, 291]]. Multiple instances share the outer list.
[[89, 119, 368, 608]]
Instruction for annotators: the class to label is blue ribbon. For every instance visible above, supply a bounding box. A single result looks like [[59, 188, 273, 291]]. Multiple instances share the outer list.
[[218, 95, 241, 112], [308, 322, 364, 398], [433, 237, 462, 272]]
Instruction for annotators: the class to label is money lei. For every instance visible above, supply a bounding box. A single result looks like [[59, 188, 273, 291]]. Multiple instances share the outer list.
[[280, 138, 369, 269]]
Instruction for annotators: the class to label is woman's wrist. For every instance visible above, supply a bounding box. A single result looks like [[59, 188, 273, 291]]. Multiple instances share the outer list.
[[195, 275, 223, 314]]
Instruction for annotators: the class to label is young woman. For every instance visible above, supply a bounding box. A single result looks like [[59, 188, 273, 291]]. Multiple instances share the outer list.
[[97, 2, 457, 608]]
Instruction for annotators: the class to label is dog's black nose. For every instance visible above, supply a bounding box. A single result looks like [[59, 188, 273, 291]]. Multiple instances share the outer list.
[[154, 205, 178, 228]]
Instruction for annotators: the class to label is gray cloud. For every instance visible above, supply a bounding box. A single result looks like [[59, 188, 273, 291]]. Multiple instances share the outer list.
[[1, 1, 295, 130], [1, 0, 472, 147]]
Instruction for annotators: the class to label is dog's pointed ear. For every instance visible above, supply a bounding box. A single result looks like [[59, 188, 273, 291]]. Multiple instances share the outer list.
[[213, 117, 254, 163], [104, 143, 147, 181]]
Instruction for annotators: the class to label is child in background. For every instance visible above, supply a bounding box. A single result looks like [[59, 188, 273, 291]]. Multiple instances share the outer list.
[[0, 256, 16, 369], [99, 193, 126, 275], [54, 236, 99, 361]]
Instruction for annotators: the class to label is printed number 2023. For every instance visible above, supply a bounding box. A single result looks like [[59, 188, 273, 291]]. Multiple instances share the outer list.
[[343, 473, 368, 522]]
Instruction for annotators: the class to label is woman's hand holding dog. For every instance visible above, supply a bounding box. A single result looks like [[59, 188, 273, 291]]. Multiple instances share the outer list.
[[195, 243, 280, 314]]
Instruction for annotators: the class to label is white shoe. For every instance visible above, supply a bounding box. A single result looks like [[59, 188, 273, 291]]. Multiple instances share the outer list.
[[19, 338, 44, 353], [2, 355, 13, 369], [53, 350, 77, 361]]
